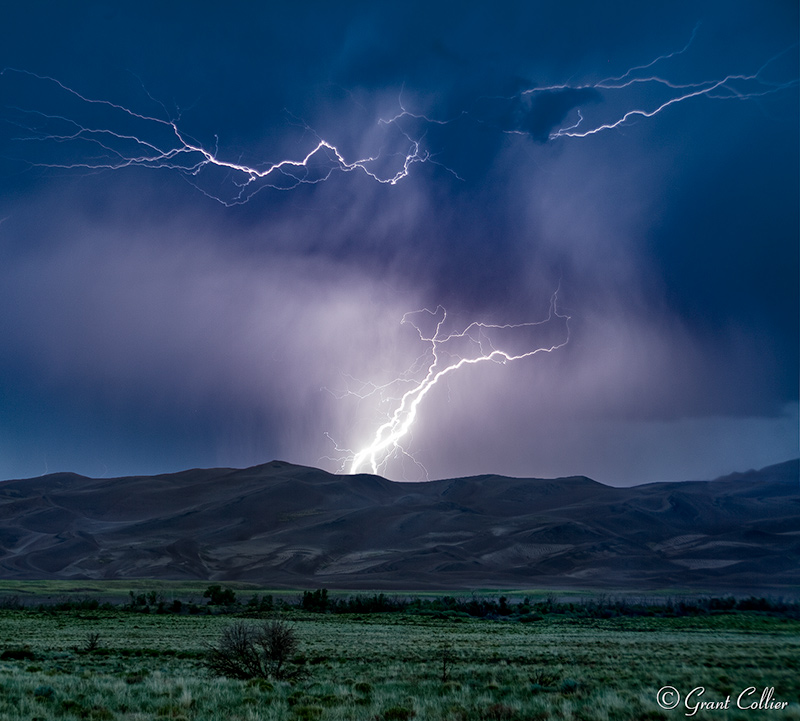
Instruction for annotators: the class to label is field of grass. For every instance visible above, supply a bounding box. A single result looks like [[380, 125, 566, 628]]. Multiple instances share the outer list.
[[0, 587, 798, 720]]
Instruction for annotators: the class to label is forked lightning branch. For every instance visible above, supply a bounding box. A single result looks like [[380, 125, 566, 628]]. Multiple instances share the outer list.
[[1, 27, 794, 204], [326, 294, 570, 479]]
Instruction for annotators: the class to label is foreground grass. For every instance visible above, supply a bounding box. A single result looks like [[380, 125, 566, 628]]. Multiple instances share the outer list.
[[1, 606, 799, 721]]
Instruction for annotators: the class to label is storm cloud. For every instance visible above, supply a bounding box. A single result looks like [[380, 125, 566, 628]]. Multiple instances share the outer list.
[[0, 1, 796, 485]]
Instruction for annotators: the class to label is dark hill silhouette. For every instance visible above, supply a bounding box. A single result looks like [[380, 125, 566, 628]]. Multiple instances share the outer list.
[[0, 459, 797, 591]]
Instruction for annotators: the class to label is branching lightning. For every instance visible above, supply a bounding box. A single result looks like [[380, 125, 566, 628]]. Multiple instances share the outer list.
[[2, 27, 795, 201], [0, 68, 444, 206], [1, 25, 795, 481], [327, 293, 570, 479], [383, 30, 797, 142], [546, 45, 798, 139]]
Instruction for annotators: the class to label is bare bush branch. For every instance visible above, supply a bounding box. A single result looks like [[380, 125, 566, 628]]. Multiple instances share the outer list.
[[205, 619, 301, 681], [83, 631, 102, 653], [259, 619, 299, 678]]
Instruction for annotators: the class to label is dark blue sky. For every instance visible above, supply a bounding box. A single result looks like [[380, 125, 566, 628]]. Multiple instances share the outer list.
[[0, 1, 797, 485]]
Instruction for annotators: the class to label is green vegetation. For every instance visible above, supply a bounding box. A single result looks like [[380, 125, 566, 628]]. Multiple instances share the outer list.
[[203, 584, 237, 606], [0, 585, 798, 720], [206, 619, 303, 681]]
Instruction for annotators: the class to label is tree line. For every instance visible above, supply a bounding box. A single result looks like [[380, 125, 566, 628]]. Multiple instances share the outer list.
[[1, 587, 797, 619]]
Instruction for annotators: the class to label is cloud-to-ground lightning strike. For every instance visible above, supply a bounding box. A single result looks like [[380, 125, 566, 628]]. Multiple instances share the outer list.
[[328, 294, 570, 479], [2, 24, 794, 483]]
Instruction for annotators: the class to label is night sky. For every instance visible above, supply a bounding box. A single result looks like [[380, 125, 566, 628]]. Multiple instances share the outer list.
[[0, 1, 797, 485]]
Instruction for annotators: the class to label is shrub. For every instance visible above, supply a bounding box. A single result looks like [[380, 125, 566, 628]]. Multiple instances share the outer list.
[[482, 703, 515, 720], [446, 704, 470, 721], [439, 642, 454, 682], [124, 671, 149, 684], [246, 594, 274, 613], [81, 632, 102, 653], [294, 706, 323, 720], [246, 677, 274, 692], [382, 706, 415, 720], [736, 596, 770, 612], [60, 700, 83, 714], [88, 707, 114, 720], [302, 589, 329, 612], [203, 584, 237, 605], [529, 669, 560, 688], [560, 678, 579, 694], [1, 647, 36, 661], [205, 619, 302, 680], [33, 685, 55, 699]]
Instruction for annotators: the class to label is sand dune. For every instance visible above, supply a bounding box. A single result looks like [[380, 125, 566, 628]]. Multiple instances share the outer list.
[[0, 459, 796, 590]]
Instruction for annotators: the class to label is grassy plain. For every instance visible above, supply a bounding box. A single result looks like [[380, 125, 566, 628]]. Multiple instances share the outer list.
[[0, 588, 798, 721]]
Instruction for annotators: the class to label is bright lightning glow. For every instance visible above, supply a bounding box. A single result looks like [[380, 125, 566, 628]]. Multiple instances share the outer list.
[[0, 68, 446, 206], [3, 27, 794, 482], [2, 28, 795, 200], [328, 293, 570, 479]]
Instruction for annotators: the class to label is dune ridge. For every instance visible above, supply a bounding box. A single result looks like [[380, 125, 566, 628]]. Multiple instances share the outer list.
[[0, 460, 797, 591]]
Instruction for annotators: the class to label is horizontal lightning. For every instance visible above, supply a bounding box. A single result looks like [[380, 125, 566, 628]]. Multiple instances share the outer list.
[[1, 68, 445, 206], [3, 28, 795, 201], [549, 47, 798, 139], [4, 29, 793, 482], [383, 31, 797, 142]]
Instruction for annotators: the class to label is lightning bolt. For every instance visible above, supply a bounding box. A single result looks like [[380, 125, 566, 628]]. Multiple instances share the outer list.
[[547, 44, 798, 139], [3, 26, 794, 481], [2, 27, 795, 199], [328, 292, 570, 479], [382, 30, 798, 144], [0, 68, 447, 206]]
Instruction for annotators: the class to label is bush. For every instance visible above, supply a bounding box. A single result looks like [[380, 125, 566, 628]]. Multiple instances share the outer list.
[[529, 668, 560, 688], [560, 678, 580, 694], [33, 685, 55, 699], [1, 647, 36, 661], [302, 589, 329, 612], [382, 706, 415, 720], [294, 705, 323, 720], [482, 703, 515, 720], [81, 632, 102, 653], [205, 619, 302, 680], [203, 585, 237, 605], [246, 594, 274, 613]]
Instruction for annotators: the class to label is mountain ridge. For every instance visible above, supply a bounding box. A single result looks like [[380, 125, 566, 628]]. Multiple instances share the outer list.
[[0, 459, 797, 591]]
